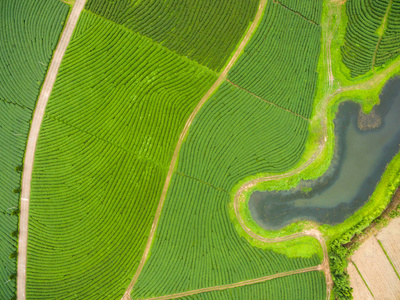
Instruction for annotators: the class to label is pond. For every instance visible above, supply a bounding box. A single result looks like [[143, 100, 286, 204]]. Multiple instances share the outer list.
[[249, 77, 400, 230]]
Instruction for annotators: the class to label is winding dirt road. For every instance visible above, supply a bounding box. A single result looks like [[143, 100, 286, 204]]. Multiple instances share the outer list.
[[16, 1, 86, 299], [121, 1, 267, 299]]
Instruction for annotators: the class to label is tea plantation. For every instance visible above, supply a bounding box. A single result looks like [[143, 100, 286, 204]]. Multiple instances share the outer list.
[[3, 0, 400, 299], [342, 0, 400, 77], [26, 11, 216, 300], [0, 0, 68, 298]]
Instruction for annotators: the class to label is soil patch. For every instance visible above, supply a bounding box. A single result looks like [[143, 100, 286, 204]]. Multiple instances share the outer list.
[[352, 237, 400, 299]]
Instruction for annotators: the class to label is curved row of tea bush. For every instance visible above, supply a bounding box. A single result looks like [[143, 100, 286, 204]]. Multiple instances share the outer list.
[[275, 0, 323, 24], [85, 0, 259, 72], [26, 12, 216, 300], [177, 83, 309, 190], [376, 0, 400, 67], [228, 1, 321, 119], [180, 271, 326, 300], [0, 0, 68, 298], [131, 83, 318, 298], [341, 0, 400, 77]]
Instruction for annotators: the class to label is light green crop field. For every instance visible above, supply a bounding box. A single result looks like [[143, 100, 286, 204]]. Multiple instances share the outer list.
[[132, 1, 325, 298], [0, 0, 68, 298], [131, 83, 321, 298], [2, 0, 400, 299], [25, 10, 217, 300], [228, 0, 322, 119]]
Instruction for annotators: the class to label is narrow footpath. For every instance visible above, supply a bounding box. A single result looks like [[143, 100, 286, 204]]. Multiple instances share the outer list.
[[143, 266, 322, 300], [16, 1, 86, 299], [121, 0, 267, 299]]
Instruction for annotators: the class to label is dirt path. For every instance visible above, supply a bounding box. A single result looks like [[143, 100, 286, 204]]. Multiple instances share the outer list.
[[121, 1, 267, 299], [16, 1, 86, 299], [142, 266, 322, 300]]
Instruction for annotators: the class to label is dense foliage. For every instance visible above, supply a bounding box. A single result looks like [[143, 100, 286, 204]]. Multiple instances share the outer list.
[[0, 0, 68, 298], [131, 83, 319, 298], [180, 272, 326, 299], [85, 0, 259, 72], [342, 0, 400, 77], [26, 12, 216, 299], [228, 1, 322, 119]]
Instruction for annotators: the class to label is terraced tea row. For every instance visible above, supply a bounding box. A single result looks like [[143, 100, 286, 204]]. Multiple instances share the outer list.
[[177, 82, 310, 190], [275, 0, 323, 24], [0, 0, 68, 298], [179, 271, 326, 300], [342, 0, 400, 77], [85, 0, 259, 72], [131, 83, 318, 298], [26, 11, 216, 300], [376, 0, 400, 67], [228, 1, 322, 119], [132, 175, 321, 298]]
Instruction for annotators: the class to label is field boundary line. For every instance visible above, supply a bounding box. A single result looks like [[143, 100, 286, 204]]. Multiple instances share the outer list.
[[273, 0, 319, 25], [350, 260, 375, 298], [377, 239, 400, 280], [141, 266, 321, 300], [226, 79, 310, 121], [121, 0, 268, 298], [16, 0, 86, 299]]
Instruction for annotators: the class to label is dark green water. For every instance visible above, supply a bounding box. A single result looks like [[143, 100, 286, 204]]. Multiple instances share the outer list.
[[249, 78, 400, 230]]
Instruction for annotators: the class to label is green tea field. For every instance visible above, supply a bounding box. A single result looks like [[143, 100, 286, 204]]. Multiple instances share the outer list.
[[1, 0, 400, 299]]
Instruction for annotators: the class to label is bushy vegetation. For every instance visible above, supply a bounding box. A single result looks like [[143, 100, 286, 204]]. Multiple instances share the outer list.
[[26, 12, 216, 299], [131, 82, 320, 298], [228, 1, 322, 119], [275, 0, 323, 24], [0, 0, 68, 298], [342, 0, 400, 77], [85, 0, 259, 72], [180, 272, 326, 299]]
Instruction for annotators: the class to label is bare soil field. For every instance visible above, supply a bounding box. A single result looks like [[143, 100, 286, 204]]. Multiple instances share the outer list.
[[352, 236, 400, 299], [376, 217, 400, 275], [347, 262, 373, 300]]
